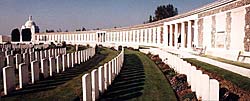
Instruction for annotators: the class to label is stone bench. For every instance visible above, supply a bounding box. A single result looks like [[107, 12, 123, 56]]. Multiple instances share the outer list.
[[237, 51, 250, 61]]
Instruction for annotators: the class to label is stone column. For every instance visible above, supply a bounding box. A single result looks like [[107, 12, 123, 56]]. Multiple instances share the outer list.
[[144, 29, 148, 43], [82, 73, 92, 101], [194, 19, 199, 47], [3, 66, 15, 95], [157, 27, 161, 44], [98, 66, 104, 93], [133, 30, 136, 43], [181, 22, 186, 48], [174, 23, 178, 48], [169, 24, 173, 47], [149, 28, 152, 44], [140, 29, 144, 43], [18, 63, 29, 88], [136, 30, 140, 43], [153, 27, 156, 44], [31, 60, 39, 84], [91, 69, 99, 100], [163, 25, 168, 47], [187, 20, 192, 48]]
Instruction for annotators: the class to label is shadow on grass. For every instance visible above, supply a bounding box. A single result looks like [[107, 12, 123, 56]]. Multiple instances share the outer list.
[[1, 52, 107, 98], [100, 54, 145, 101]]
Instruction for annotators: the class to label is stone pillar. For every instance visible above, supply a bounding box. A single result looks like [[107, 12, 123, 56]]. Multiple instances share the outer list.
[[163, 25, 168, 47], [62, 54, 67, 71], [98, 66, 104, 93], [56, 55, 62, 73], [174, 23, 178, 48], [3, 66, 15, 95], [194, 19, 199, 47], [157, 27, 161, 44], [82, 73, 92, 101], [169, 24, 173, 47], [187, 20, 192, 48], [31, 60, 39, 84], [140, 29, 144, 43], [41, 58, 49, 78], [49, 57, 56, 76], [91, 69, 99, 100], [136, 30, 140, 43], [133, 30, 136, 43], [149, 28, 152, 44], [144, 29, 148, 43], [181, 22, 186, 48], [18, 63, 29, 88], [209, 79, 219, 101], [151, 28, 155, 44]]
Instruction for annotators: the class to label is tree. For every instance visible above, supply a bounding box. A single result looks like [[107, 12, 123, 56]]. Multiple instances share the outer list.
[[146, 4, 178, 23], [82, 27, 86, 31], [11, 28, 20, 42], [154, 4, 178, 21]]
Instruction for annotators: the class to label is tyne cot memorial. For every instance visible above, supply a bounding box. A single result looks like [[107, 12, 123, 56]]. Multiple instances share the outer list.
[[0, 0, 250, 101]]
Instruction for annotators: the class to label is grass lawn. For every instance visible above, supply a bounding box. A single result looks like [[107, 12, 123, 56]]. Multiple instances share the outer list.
[[100, 49, 177, 101], [1, 47, 119, 100], [201, 55, 250, 69], [183, 58, 250, 91]]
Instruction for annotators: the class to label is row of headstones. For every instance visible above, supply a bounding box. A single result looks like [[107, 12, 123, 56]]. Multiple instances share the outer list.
[[2, 47, 95, 95], [149, 48, 219, 101], [82, 48, 124, 101], [0, 44, 49, 49], [0, 48, 67, 76]]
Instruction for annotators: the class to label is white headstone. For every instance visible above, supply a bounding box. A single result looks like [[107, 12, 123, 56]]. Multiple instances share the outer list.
[[62, 54, 67, 71], [18, 63, 29, 88], [41, 58, 49, 78], [91, 69, 99, 100], [67, 53, 72, 68], [201, 74, 210, 100], [3, 66, 16, 95], [74, 52, 78, 64], [103, 63, 108, 90], [49, 57, 56, 76], [108, 61, 112, 85], [31, 60, 39, 84], [82, 73, 92, 101], [6, 55, 15, 68], [71, 52, 75, 67], [15, 54, 22, 69], [209, 79, 219, 101], [195, 70, 202, 99], [56, 55, 62, 73], [98, 66, 105, 93]]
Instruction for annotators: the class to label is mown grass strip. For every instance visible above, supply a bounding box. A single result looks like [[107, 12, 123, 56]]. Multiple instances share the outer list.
[[101, 49, 177, 101], [183, 58, 250, 91], [201, 55, 250, 69]]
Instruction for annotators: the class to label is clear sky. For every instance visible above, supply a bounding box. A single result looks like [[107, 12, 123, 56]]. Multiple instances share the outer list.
[[0, 0, 216, 35]]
